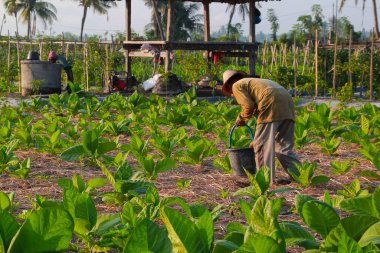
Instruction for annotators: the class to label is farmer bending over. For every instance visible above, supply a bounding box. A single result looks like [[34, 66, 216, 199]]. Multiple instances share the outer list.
[[222, 70, 301, 184], [48, 51, 73, 93]]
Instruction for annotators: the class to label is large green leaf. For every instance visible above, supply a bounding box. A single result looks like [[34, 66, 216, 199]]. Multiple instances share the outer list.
[[160, 207, 209, 253], [340, 194, 380, 219], [7, 208, 73, 253], [239, 233, 283, 253], [0, 193, 11, 212], [295, 194, 317, 219], [60, 145, 85, 161], [0, 211, 20, 251], [82, 130, 99, 154], [195, 208, 214, 251], [63, 189, 97, 236], [341, 215, 379, 241], [212, 240, 239, 253], [123, 219, 172, 253], [97, 141, 117, 155], [338, 232, 363, 253], [359, 222, 380, 247], [302, 200, 340, 238], [279, 222, 318, 249], [249, 197, 285, 250]]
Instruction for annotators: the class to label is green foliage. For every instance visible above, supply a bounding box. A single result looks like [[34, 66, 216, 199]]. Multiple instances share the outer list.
[[318, 136, 342, 156], [330, 160, 352, 175], [176, 178, 192, 191], [178, 139, 217, 165], [7, 208, 74, 253], [290, 162, 330, 188], [136, 155, 176, 180], [212, 154, 232, 174]]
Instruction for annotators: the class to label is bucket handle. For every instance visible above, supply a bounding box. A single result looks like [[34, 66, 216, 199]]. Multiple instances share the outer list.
[[229, 124, 254, 149]]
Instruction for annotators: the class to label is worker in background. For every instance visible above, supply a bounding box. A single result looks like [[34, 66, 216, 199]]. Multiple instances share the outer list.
[[48, 51, 73, 93], [222, 70, 301, 185]]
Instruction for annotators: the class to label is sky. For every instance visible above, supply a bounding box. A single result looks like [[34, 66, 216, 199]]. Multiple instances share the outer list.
[[0, 0, 377, 39]]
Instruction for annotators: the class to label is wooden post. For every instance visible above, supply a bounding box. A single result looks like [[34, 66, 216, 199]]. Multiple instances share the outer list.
[[293, 33, 298, 97], [165, 0, 173, 72], [203, 2, 211, 69], [332, 30, 338, 98], [39, 39, 43, 60], [16, 32, 21, 92], [61, 32, 65, 56], [314, 30, 318, 98], [260, 40, 267, 77], [125, 0, 132, 76], [302, 40, 309, 75], [7, 31, 11, 92], [74, 41, 77, 59], [370, 28, 374, 101], [248, 1, 256, 75], [84, 44, 89, 91], [348, 29, 352, 85], [105, 44, 109, 92]]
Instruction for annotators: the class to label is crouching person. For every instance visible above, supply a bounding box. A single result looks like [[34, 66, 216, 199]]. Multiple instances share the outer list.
[[48, 51, 73, 93], [222, 70, 301, 185]]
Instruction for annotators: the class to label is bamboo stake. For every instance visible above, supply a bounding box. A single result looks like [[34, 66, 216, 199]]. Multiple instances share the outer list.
[[61, 32, 65, 56], [332, 30, 338, 98], [39, 40, 43, 60], [105, 44, 109, 92], [315, 30, 318, 98], [348, 29, 352, 85], [84, 44, 89, 91], [7, 31, 11, 92], [370, 28, 374, 101], [302, 40, 310, 75], [293, 33, 298, 97], [16, 32, 21, 93], [260, 41, 267, 77]]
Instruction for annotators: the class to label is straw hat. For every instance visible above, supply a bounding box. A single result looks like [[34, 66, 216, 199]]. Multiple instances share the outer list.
[[222, 70, 247, 96]]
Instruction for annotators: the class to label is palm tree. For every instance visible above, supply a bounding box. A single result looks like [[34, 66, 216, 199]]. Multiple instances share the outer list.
[[3, 0, 22, 36], [144, 1, 202, 41], [144, 0, 166, 39], [225, 4, 248, 37], [339, 0, 379, 39], [225, 3, 261, 37], [75, 0, 116, 41], [18, 0, 57, 39]]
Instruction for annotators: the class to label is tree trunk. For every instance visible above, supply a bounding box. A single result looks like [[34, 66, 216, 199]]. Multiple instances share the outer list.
[[15, 13, 19, 37], [27, 15, 31, 39], [80, 6, 88, 41], [151, 0, 164, 40], [372, 0, 379, 39]]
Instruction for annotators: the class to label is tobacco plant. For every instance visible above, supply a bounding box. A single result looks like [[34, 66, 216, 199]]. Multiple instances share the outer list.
[[289, 162, 330, 188]]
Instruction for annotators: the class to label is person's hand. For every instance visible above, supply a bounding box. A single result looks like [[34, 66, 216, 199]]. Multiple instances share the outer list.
[[235, 117, 245, 126]]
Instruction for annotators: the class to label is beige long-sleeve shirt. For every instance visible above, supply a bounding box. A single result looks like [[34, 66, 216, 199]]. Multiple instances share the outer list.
[[232, 78, 295, 124]]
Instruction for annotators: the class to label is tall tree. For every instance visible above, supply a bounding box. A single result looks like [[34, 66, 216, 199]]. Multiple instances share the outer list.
[[3, 0, 21, 36], [339, 0, 379, 39], [75, 0, 116, 41], [311, 4, 324, 32], [225, 3, 261, 37], [267, 8, 279, 41], [144, 1, 202, 41], [18, 0, 57, 39], [144, 0, 166, 39], [225, 4, 248, 36]]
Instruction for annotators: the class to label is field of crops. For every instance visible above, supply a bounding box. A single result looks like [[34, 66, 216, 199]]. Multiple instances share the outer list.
[[0, 88, 379, 253]]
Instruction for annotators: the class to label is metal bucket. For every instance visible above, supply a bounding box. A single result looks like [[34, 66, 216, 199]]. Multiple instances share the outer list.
[[226, 124, 256, 176]]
